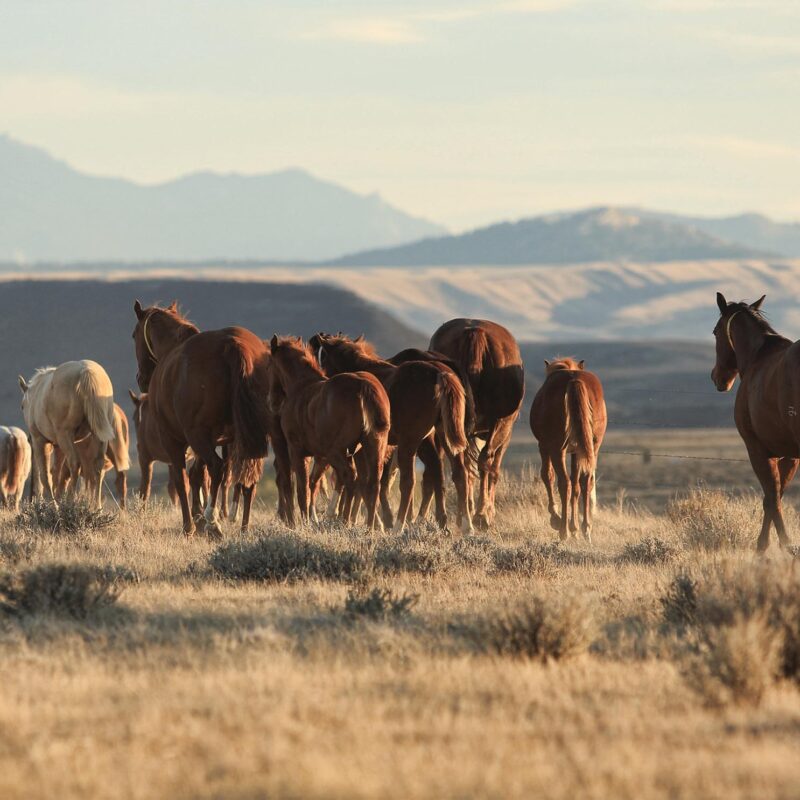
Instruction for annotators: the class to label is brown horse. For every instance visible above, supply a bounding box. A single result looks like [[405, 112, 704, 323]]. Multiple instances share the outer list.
[[52, 402, 131, 508], [132, 300, 274, 537], [712, 292, 800, 552], [530, 358, 606, 541], [311, 333, 471, 532], [269, 335, 390, 529], [429, 318, 525, 528]]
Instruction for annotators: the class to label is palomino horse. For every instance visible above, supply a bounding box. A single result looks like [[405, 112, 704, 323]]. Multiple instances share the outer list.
[[19, 360, 116, 509], [429, 318, 525, 529], [0, 426, 31, 511], [712, 292, 800, 551], [132, 301, 275, 537], [269, 336, 390, 530], [310, 333, 471, 532], [52, 403, 131, 508], [530, 358, 606, 541]]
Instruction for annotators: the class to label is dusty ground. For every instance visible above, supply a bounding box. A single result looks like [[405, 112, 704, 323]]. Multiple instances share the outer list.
[[0, 435, 799, 800]]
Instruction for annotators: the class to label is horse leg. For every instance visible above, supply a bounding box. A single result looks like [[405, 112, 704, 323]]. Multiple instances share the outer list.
[[230, 483, 241, 522], [271, 426, 294, 526], [580, 469, 594, 542], [539, 445, 559, 530], [54, 431, 83, 504], [166, 452, 195, 536], [187, 460, 207, 532], [380, 449, 397, 529], [394, 444, 418, 533], [30, 435, 53, 504], [449, 449, 473, 534], [569, 454, 580, 537], [290, 449, 310, 523], [417, 435, 447, 530], [474, 426, 495, 531], [330, 455, 358, 526], [219, 447, 231, 520], [309, 458, 328, 524], [85, 439, 107, 511], [552, 450, 570, 541], [744, 441, 782, 552], [776, 457, 798, 548], [191, 445, 226, 540], [115, 469, 127, 510], [484, 417, 514, 527], [240, 484, 255, 532], [358, 437, 385, 531]]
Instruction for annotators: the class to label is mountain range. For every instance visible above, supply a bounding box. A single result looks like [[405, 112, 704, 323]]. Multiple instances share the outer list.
[[0, 135, 443, 262], [3, 135, 800, 265]]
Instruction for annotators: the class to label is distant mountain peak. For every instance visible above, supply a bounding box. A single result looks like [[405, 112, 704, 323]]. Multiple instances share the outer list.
[[0, 136, 445, 262]]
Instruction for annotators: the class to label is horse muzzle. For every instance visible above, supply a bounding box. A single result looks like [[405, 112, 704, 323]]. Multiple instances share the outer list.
[[711, 367, 735, 393]]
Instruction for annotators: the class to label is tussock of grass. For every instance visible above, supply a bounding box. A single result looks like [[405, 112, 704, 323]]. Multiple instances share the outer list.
[[0, 563, 123, 619], [620, 536, 678, 565], [209, 531, 365, 583], [17, 498, 116, 534], [481, 596, 596, 662], [667, 488, 756, 551], [492, 543, 559, 578], [342, 585, 418, 622]]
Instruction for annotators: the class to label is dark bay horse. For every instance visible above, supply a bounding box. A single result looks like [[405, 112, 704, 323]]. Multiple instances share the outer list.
[[712, 292, 800, 551], [310, 333, 471, 532], [530, 358, 606, 541], [132, 300, 274, 537], [429, 318, 525, 529], [269, 336, 390, 530]]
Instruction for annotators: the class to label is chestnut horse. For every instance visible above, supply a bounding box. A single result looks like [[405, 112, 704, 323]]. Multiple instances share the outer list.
[[269, 336, 390, 529], [712, 292, 800, 552], [429, 318, 525, 528], [530, 358, 606, 541], [132, 301, 274, 537], [310, 333, 471, 532]]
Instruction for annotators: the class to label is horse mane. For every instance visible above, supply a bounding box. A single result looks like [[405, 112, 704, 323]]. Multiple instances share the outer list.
[[729, 302, 782, 338], [320, 334, 381, 360], [152, 303, 200, 337], [274, 336, 326, 377], [26, 366, 56, 389], [546, 357, 582, 374]]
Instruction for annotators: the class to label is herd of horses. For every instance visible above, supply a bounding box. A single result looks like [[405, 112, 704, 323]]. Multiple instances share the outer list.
[[0, 292, 796, 552]]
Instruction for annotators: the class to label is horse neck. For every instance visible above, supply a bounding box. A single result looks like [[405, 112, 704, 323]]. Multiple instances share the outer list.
[[277, 355, 325, 392], [153, 316, 198, 359], [732, 315, 769, 376]]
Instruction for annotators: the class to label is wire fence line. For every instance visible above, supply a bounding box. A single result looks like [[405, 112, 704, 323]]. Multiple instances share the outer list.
[[602, 449, 749, 464]]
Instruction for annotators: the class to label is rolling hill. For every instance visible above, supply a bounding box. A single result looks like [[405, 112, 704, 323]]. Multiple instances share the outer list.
[[329, 207, 767, 266], [0, 279, 424, 426], [0, 135, 444, 262]]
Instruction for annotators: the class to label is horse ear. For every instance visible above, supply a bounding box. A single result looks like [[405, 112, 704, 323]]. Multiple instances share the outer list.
[[128, 389, 140, 407], [355, 334, 365, 343], [18, 375, 28, 394], [578, 360, 585, 370], [544, 359, 551, 368], [168, 300, 178, 312], [750, 294, 766, 312], [270, 334, 279, 353], [134, 299, 145, 320], [716, 292, 728, 314]]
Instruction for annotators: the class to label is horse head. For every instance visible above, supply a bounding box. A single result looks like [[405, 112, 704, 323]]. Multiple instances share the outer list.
[[711, 292, 766, 392]]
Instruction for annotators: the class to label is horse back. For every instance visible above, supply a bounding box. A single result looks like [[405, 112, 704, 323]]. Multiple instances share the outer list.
[[531, 369, 606, 445]]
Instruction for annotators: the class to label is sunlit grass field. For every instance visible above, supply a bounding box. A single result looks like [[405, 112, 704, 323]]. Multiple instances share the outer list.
[[1, 428, 799, 799]]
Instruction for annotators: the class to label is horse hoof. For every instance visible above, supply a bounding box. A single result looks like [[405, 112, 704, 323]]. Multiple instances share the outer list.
[[473, 513, 490, 531], [193, 515, 207, 533], [205, 523, 224, 542], [549, 515, 561, 532]]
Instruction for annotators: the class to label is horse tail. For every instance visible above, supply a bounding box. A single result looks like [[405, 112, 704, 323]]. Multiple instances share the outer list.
[[229, 345, 271, 462], [565, 378, 595, 473], [359, 377, 391, 438], [459, 326, 491, 376], [79, 367, 116, 442], [435, 370, 468, 456], [2, 432, 25, 494], [108, 406, 131, 473]]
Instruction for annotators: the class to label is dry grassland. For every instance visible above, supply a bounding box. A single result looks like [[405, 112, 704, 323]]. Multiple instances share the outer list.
[[0, 465, 799, 799]]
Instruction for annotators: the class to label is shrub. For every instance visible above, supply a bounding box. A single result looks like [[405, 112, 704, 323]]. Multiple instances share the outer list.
[[662, 561, 800, 697], [0, 563, 123, 619], [17, 498, 116, 534], [666, 488, 755, 551], [690, 612, 783, 707], [483, 596, 596, 662], [342, 586, 418, 622], [374, 539, 445, 576], [492, 543, 558, 578], [209, 532, 365, 582], [620, 537, 678, 565]]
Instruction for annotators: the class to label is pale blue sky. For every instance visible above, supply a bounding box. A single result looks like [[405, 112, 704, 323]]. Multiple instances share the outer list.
[[2, 0, 799, 229]]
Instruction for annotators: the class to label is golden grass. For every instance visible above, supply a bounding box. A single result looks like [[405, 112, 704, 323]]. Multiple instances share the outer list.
[[0, 477, 799, 799]]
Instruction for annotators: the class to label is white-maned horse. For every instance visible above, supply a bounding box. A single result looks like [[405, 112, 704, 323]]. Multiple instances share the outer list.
[[19, 360, 116, 509], [0, 426, 31, 511]]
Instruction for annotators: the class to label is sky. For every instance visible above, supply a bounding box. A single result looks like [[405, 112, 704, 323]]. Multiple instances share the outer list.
[[1, 0, 799, 230]]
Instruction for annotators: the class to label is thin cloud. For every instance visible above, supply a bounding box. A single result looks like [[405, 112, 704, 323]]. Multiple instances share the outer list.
[[301, 1, 579, 45], [693, 136, 800, 162]]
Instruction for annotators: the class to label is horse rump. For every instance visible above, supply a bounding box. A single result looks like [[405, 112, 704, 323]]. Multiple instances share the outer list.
[[228, 342, 272, 463], [78, 368, 116, 442]]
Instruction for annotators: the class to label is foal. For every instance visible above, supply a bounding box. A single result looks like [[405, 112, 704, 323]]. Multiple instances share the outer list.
[[530, 358, 606, 541], [311, 333, 471, 532], [269, 336, 390, 530]]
